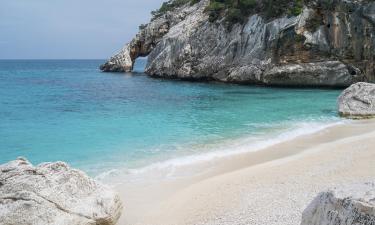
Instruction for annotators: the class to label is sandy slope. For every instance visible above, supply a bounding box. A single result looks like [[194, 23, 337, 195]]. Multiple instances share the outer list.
[[115, 120, 375, 225]]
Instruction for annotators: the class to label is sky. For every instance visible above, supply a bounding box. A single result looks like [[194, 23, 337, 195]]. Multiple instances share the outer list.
[[0, 0, 165, 59]]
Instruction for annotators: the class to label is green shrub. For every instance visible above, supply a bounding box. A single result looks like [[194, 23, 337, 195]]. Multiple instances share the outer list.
[[206, 0, 307, 25], [288, 0, 303, 16], [152, 0, 307, 26], [294, 34, 305, 42], [151, 0, 201, 17], [206, 1, 226, 22], [190, 0, 201, 5], [318, 0, 335, 10], [206, 0, 258, 25], [226, 8, 243, 24], [239, 0, 257, 14], [264, 0, 289, 18]]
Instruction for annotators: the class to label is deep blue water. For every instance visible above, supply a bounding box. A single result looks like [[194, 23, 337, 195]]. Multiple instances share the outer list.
[[0, 59, 342, 175]]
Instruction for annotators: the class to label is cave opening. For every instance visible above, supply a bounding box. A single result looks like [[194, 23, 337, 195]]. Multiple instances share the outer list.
[[132, 57, 148, 73], [348, 66, 358, 76]]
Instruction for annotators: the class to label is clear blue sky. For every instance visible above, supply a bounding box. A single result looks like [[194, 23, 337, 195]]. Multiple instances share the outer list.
[[0, 0, 164, 59]]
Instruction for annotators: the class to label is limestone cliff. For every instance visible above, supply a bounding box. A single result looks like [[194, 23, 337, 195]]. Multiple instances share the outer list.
[[101, 0, 375, 87]]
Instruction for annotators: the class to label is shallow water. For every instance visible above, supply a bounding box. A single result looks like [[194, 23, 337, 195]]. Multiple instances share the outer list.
[[0, 59, 342, 176]]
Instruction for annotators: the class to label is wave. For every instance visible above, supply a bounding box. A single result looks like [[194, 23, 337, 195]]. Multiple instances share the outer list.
[[96, 118, 347, 183]]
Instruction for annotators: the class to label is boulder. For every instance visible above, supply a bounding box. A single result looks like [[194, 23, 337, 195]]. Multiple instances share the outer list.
[[338, 82, 375, 119], [301, 182, 375, 225], [0, 157, 123, 225], [99, 43, 134, 72]]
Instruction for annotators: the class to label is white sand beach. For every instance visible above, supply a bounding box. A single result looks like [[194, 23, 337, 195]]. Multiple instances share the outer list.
[[115, 119, 375, 225]]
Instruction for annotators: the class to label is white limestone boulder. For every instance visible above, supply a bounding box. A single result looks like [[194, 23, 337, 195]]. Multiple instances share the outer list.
[[0, 157, 123, 225], [301, 182, 375, 225], [338, 82, 375, 119]]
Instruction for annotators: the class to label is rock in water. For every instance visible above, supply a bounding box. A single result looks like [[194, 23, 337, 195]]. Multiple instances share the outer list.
[[301, 183, 375, 225], [99, 44, 134, 72], [338, 82, 375, 119], [0, 158, 123, 225], [99, 14, 170, 72]]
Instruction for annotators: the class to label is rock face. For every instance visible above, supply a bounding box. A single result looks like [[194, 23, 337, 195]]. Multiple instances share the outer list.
[[101, 0, 375, 87], [0, 158, 123, 225], [100, 12, 172, 72], [301, 182, 375, 225], [338, 82, 375, 118]]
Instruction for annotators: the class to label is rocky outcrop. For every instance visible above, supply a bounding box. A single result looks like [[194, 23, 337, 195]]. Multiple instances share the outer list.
[[101, 0, 375, 87], [301, 182, 375, 225], [262, 61, 358, 87], [100, 44, 134, 72], [338, 82, 375, 118], [0, 157, 123, 225], [99, 4, 187, 72]]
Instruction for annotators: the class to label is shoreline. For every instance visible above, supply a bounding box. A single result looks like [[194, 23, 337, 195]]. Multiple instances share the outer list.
[[114, 119, 375, 225], [99, 118, 343, 183]]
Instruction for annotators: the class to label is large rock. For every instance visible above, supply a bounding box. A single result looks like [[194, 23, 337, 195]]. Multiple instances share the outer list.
[[99, 11, 171, 72], [0, 158, 123, 225], [101, 0, 375, 87], [262, 61, 358, 87], [301, 182, 375, 225], [100, 44, 134, 72], [338, 82, 375, 119]]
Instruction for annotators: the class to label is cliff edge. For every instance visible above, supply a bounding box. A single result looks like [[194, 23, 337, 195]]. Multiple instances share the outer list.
[[101, 0, 375, 87]]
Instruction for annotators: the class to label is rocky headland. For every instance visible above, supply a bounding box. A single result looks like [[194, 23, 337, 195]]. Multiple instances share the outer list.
[[101, 0, 375, 87]]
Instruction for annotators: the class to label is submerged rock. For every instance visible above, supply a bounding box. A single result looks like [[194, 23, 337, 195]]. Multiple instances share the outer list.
[[0, 157, 123, 225], [338, 82, 375, 119], [301, 182, 375, 225], [101, 0, 375, 87]]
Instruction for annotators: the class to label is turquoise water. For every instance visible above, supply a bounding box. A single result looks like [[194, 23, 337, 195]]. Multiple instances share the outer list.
[[0, 59, 342, 176]]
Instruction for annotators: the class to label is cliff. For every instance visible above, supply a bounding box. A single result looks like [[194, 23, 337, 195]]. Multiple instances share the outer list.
[[100, 0, 375, 87]]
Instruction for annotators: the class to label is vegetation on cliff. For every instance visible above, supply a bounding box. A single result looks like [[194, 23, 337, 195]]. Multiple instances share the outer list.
[[151, 0, 304, 25], [151, 0, 201, 17], [206, 0, 304, 24]]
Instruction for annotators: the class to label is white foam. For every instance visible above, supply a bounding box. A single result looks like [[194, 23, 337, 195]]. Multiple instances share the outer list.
[[96, 119, 347, 183]]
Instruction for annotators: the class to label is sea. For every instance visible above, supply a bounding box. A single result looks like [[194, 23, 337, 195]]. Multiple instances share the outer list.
[[0, 59, 344, 180]]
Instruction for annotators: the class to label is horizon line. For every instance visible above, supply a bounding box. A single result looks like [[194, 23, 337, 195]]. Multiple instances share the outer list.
[[0, 57, 148, 60], [0, 58, 107, 60]]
